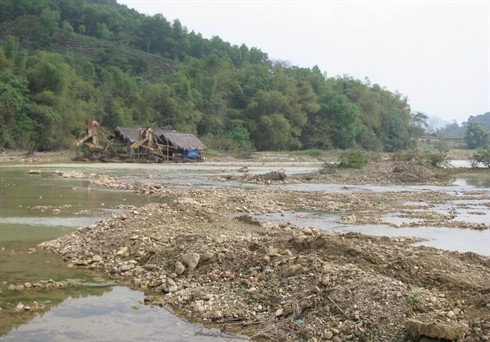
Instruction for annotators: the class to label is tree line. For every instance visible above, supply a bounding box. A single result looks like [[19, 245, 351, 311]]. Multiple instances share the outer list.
[[1, 0, 432, 152]]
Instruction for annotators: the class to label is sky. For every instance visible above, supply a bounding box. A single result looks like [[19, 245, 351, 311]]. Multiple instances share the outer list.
[[117, 0, 489, 125]]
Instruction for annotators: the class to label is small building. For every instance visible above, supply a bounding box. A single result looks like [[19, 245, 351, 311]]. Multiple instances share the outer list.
[[155, 131, 207, 161], [74, 122, 206, 162]]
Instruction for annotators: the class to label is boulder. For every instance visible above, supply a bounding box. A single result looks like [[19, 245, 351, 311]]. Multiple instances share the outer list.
[[404, 318, 466, 341]]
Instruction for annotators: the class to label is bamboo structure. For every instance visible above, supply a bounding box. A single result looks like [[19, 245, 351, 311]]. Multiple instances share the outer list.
[[74, 122, 206, 162]]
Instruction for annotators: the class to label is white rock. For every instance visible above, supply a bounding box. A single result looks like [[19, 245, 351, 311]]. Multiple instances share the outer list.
[[182, 253, 200, 271]]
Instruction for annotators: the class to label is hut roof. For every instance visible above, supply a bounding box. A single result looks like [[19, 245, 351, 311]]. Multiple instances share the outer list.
[[161, 132, 207, 150], [113, 127, 141, 143], [153, 128, 177, 136]]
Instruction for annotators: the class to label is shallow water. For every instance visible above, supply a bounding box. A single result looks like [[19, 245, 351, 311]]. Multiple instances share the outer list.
[[0, 287, 243, 342], [253, 210, 490, 256], [0, 167, 241, 340]]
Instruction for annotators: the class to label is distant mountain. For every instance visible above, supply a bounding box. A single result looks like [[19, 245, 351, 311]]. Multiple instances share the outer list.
[[427, 116, 449, 131]]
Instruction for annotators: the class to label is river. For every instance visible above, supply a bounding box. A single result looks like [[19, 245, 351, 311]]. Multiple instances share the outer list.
[[0, 161, 489, 340]]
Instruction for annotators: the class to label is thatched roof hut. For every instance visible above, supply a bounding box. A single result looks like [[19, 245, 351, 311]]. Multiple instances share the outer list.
[[158, 132, 207, 150], [112, 127, 141, 144]]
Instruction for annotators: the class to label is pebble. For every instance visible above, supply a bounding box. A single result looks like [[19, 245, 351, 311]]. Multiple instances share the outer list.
[[175, 261, 185, 275], [116, 247, 129, 256], [120, 264, 134, 272]]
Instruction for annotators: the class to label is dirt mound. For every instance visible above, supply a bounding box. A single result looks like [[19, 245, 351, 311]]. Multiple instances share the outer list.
[[40, 195, 490, 341], [389, 162, 437, 183]]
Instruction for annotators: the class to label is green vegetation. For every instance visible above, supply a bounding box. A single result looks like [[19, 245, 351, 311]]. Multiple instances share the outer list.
[[470, 149, 490, 168], [392, 149, 449, 168], [464, 123, 489, 150], [338, 150, 368, 169], [0, 0, 467, 153]]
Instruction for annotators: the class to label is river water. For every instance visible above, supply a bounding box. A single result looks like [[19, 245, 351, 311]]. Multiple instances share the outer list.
[[0, 161, 489, 340]]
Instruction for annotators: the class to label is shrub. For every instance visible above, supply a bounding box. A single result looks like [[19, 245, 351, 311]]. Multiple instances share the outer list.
[[470, 149, 490, 168], [392, 149, 419, 162], [338, 150, 368, 169], [421, 152, 449, 168]]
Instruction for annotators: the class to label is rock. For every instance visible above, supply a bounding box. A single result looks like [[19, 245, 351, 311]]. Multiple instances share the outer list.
[[92, 255, 103, 263], [162, 278, 178, 293], [181, 253, 200, 271], [31, 301, 39, 311], [175, 261, 185, 275], [303, 227, 313, 235], [287, 264, 306, 277], [116, 247, 129, 256], [404, 318, 466, 340], [201, 294, 213, 301], [120, 264, 134, 272], [235, 214, 261, 226], [324, 330, 333, 339], [221, 270, 234, 278], [201, 251, 214, 261], [14, 284, 24, 291], [321, 275, 330, 286], [28, 170, 41, 175], [24, 282, 32, 289]]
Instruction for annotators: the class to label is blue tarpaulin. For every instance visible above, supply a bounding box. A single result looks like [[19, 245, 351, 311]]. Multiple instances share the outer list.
[[183, 149, 198, 159]]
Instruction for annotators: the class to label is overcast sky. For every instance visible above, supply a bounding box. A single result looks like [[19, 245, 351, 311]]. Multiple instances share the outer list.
[[118, 0, 489, 125]]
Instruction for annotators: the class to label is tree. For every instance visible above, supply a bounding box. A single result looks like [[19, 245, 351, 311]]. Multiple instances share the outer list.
[[0, 71, 29, 147], [39, 7, 60, 37], [409, 111, 428, 138], [317, 90, 360, 149], [62, 20, 75, 44], [255, 113, 291, 150], [464, 123, 489, 149]]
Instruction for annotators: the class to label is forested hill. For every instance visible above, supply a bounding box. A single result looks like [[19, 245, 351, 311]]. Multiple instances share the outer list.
[[1, 0, 423, 152]]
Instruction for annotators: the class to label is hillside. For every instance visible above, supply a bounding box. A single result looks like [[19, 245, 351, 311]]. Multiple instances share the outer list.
[[0, 0, 467, 153], [49, 29, 176, 78]]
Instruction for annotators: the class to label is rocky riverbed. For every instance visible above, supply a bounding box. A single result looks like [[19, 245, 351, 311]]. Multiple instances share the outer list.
[[31, 157, 490, 342]]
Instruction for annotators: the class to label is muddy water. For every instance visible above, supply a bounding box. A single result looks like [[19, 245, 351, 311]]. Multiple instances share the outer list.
[[0, 167, 243, 341]]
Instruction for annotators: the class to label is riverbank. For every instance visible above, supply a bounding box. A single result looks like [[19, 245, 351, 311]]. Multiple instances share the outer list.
[[30, 158, 490, 341]]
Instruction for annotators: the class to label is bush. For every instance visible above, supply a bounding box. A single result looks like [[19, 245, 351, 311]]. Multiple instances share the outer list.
[[338, 150, 368, 169], [392, 149, 420, 161], [306, 150, 323, 157], [421, 152, 449, 168], [470, 149, 490, 168], [434, 140, 450, 153], [391, 149, 448, 168]]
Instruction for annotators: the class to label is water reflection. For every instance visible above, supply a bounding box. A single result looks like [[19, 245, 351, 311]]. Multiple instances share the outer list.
[[454, 178, 490, 188]]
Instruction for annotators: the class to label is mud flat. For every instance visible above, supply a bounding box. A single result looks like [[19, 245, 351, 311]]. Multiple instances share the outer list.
[[38, 161, 490, 342]]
